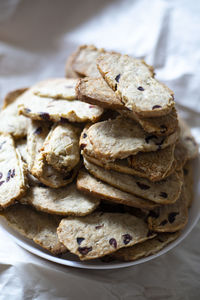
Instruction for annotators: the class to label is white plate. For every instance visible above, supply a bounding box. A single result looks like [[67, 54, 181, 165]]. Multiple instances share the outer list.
[[0, 158, 200, 270]]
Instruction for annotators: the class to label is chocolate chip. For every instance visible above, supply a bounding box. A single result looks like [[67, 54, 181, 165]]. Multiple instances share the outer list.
[[34, 127, 42, 135], [137, 86, 144, 91], [183, 168, 188, 176], [78, 246, 92, 255], [160, 219, 168, 226], [152, 105, 162, 110], [0, 181, 5, 186], [0, 141, 6, 150], [160, 125, 167, 134], [136, 182, 150, 190], [114, 83, 118, 91], [83, 133, 87, 138], [39, 112, 50, 121], [62, 170, 73, 180], [60, 117, 68, 123], [148, 210, 159, 219], [11, 169, 15, 178], [159, 192, 168, 198], [80, 143, 86, 150], [109, 238, 117, 249], [168, 212, 179, 223], [77, 237, 85, 245], [0, 172, 2, 180], [115, 74, 121, 82], [122, 234, 132, 245], [145, 135, 158, 144], [25, 108, 31, 113], [6, 169, 12, 182], [95, 224, 104, 229]]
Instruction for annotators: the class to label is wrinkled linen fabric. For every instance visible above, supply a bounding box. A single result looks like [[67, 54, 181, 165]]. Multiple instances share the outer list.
[[0, 0, 200, 299]]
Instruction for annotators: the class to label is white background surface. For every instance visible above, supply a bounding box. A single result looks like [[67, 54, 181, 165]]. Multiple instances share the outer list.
[[0, 0, 200, 299]]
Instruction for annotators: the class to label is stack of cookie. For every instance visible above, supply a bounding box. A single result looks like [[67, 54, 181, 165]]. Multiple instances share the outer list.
[[67, 45, 198, 260], [0, 45, 198, 263]]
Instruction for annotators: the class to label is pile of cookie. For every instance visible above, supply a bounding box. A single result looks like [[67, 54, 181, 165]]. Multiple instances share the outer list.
[[0, 45, 198, 262]]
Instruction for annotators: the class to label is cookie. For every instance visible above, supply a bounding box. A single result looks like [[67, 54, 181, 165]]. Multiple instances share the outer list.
[[119, 107, 178, 136], [127, 145, 175, 181], [84, 158, 182, 205], [87, 117, 179, 161], [65, 50, 83, 78], [0, 133, 27, 209], [20, 183, 100, 216], [32, 78, 78, 100], [0, 204, 67, 255], [77, 169, 159, 210], [81, 127, 175, 181], [76, 77, 123, 110], [77, 77, 178, 136], [15, 137, 28, 163], [18, 88, 103, 123], [147, 187, 188, 232], [27, 120, 77, 188], [41, 123, 80, 173], [0, 88, 29, 139], [107, 232, 179, 262], [57, 212, 156, 260], [68, 45, 106, 78], [97, 53, 174, 117]]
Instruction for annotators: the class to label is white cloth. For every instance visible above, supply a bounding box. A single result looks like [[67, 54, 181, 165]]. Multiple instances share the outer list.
[[0, 0, 200, 299]]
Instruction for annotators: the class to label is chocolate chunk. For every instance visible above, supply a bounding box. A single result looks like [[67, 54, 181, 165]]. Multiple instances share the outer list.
[[0, 181, 5, 186], [83, 133, 87, 138], [39, 112, 50, 121], [78, 246, 92, 255], [62, 170, 73, 180], [159, 192, 168, 198], [183, 168, 188, 176], [34, 127, 43, 135], [0, 172, 2, 180], [160, 219, 168, 226], [109, 238, 117, 249], [80, 143, 86, 150], [137, 86, 144, 91], [136, 181, 150, 190], [122, 234, 132, 245], [77, 237, 85, 245], [95, 224, 104, 229], [160, 125, 167, 134], [25, 108, 31, 113], [168, 212, 179, 223], [60, 117, 68, 123], [152, 105, 162, 110], [114, 83, 118, 91], [115, 74, 121, 82]]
